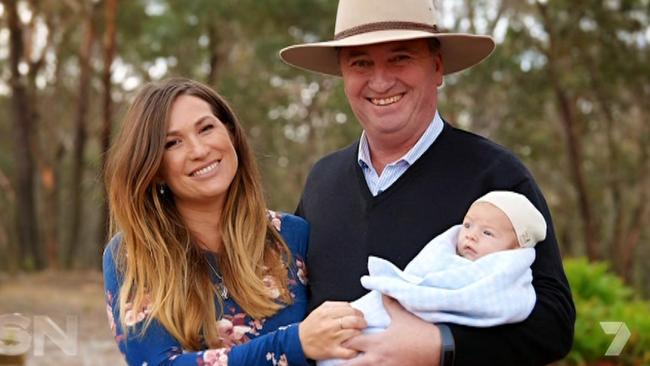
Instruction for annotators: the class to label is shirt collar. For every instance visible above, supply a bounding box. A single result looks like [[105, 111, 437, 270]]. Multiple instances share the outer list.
[[357, 111, 444, 169]]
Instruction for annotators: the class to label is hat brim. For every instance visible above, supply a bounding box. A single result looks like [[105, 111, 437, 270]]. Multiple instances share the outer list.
[[279, 30, 495, 76]]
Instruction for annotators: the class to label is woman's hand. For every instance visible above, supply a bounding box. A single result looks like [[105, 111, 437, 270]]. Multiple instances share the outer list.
[[298, 301, 367, 360]]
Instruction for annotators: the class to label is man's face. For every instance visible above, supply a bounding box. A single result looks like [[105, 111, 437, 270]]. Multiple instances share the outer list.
[[339, 39, 443, 146]]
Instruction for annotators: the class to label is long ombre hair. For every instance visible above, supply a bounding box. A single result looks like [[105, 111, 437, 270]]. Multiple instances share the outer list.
[[105, 78, 292, 350]]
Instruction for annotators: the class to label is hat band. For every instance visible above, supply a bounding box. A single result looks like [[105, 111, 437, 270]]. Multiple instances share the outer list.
[[334, 21, 440, 41]]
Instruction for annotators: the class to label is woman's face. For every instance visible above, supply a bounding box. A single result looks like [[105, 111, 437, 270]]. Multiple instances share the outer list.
[[158, 95, 238, 209]]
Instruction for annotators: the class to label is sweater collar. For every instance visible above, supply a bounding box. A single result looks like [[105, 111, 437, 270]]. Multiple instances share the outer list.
[[357, 111, 444, 169]]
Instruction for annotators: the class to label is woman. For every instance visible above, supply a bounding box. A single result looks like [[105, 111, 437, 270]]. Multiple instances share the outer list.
[[103, 78, 365, 366]]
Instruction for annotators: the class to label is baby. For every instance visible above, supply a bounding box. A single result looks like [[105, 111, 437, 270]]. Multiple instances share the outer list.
[[320, 191, 547, 366], [456, 190, 546, 260]]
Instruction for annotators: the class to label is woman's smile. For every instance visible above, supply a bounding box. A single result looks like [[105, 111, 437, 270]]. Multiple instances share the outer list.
[[189, 160, 221, 178]]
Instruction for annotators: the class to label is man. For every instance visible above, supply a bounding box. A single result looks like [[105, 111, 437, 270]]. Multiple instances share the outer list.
[[280, 0, 575, 365]]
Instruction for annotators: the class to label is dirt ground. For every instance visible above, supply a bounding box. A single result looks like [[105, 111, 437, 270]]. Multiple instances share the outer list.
[[0, 271, 124, 366]]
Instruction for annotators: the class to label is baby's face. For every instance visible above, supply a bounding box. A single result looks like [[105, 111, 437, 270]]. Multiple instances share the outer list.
[[457, 202, 518, 260]]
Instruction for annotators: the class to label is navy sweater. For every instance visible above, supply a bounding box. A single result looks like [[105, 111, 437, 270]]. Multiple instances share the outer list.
[[296, 122, 575, 366]]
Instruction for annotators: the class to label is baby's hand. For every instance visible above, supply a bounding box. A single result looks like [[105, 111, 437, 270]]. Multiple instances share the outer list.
[[299, 301, 367, 360]]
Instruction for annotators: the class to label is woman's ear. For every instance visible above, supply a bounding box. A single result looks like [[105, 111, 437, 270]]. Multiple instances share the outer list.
[[156, 181, 168, 196]]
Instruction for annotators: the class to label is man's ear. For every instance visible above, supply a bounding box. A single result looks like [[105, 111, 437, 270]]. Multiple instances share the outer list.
[[434, 54, 444, 87]]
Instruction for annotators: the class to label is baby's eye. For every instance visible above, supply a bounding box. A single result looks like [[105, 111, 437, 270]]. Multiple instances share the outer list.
[[483, 230, 494, 237], [463, 222, 471, 229]]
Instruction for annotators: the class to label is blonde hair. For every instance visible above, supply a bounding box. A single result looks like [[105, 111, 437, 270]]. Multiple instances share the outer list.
[[105, 78, 292, 350]]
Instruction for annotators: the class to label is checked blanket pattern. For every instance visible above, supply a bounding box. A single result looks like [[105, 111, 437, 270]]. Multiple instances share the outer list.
[[319, 225, 536, 366]]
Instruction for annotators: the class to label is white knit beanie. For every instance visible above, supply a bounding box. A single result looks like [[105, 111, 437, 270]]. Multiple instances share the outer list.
[[474, 191, 547, 248]]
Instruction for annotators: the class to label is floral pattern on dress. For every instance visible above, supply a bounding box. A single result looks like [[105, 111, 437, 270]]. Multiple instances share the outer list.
[[105, 291, 125, 343], [168, 350, 180, 361], [217, 313, 252, 347], [199, 348, 229, 366], [295, 257, 308, 286], [267, 210, 283, 232], [263, 274, 281, 299], [106, 291, 116, 332], [123, 295, 153, 326], [266, 352, 289, 366], [267, 210, 309, 289], [247, 317, 265, 337]]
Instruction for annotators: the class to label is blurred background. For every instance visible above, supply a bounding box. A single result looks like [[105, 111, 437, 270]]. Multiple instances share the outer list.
[[0, 0, 648, 365]]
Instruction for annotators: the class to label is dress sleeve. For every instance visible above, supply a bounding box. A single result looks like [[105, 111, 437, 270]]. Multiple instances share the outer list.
[[102, 236, 309, 366]]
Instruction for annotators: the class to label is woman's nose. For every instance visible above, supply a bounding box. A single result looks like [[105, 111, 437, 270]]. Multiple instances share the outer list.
[[188, 138, 209, 159]]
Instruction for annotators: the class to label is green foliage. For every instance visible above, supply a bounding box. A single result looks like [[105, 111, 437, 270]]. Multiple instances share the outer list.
[[564, 258, 650, 365], [1, 0, 649, 299]]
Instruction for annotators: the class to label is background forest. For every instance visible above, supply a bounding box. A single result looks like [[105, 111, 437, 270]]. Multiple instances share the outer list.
[[0, 0, 648, 365]]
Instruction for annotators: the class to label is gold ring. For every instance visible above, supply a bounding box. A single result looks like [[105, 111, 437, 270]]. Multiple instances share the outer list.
[[338, 317, 344, 330]]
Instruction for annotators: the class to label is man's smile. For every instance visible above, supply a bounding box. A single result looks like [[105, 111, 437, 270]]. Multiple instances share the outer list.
[[368, 93, 404, 106]]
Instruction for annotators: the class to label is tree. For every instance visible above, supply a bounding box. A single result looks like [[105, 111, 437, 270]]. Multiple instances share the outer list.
[[97, 0, 119, 265], [3, 0, 44, 269], [65, 0, 99, 269]]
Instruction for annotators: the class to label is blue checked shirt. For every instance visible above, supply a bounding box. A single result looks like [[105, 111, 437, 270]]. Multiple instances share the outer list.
[[357, 111, 444, 196]]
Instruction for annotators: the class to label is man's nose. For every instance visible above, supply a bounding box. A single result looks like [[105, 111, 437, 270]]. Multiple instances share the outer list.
[[368, 65, 395, 93]]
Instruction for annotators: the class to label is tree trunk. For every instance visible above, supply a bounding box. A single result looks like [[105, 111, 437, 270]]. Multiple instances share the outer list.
[[0, 167, 17, 273], [65, 2, 97, 269], [206, 21, 221, 85], [40, 165, 60, 269], [97, 0, 119, 266], [4, 0, 44, 270], [25, 2, 57, 269], [550, 69, 598, 261], [536, 2, 599, 261], [619, 133, 649, 282], [581, 54, 627, 271]]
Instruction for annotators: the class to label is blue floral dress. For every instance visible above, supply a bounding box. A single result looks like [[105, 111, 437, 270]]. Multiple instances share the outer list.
[[103, 212, 310, 366]]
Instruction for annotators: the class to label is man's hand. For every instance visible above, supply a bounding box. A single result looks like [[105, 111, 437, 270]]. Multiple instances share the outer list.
[[342, 296, 441, 366]]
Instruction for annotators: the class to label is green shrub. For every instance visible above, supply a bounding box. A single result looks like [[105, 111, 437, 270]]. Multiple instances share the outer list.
[[563, 258, 650, 365]]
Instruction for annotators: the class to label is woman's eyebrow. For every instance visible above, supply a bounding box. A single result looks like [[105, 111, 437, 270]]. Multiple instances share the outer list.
[[166, 116, 214, 136]]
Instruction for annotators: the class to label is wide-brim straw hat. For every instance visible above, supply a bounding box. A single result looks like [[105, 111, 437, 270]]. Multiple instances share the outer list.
[[280, 0, 496, 76]]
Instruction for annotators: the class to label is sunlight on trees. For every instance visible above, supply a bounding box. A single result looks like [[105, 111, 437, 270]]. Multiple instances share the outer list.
[[0, 0, 648, 301]]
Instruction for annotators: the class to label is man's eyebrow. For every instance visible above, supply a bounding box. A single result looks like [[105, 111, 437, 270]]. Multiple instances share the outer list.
[[166, 116, 214, 136], [389, 45, 412, 52], [345, 49, 369, 58]]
